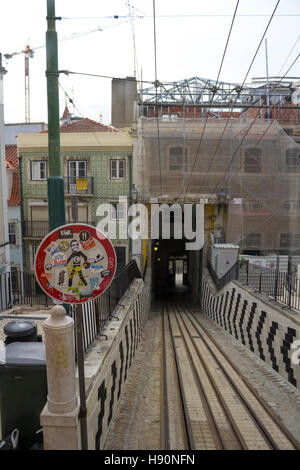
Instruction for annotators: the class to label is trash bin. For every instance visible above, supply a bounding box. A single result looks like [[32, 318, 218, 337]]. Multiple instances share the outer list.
[[0, 342, 47, 450], [3, 320, 40, 345]]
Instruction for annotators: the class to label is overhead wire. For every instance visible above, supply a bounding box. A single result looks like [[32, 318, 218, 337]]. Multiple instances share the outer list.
[[61, 14, 300, 20], [183, 0, 281, 200], [208, 50, 300, 200], [180, 0, 240, 203], [152, 0, 163, 197], [277, 34, 300, 76], [126, 0, 140, 81], [58, 81, 108, 149], [208, 51, 300, 247]]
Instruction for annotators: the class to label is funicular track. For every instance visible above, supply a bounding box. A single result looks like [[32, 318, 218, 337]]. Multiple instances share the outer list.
[[160, 300, 299, 450]]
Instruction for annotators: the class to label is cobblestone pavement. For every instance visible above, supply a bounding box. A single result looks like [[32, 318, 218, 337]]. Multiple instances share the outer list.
[[104, 305, 163, 450], [104, 307, 300, 450]]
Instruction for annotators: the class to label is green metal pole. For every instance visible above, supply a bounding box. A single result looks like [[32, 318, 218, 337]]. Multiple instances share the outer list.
[[46, 0, 65, 230]]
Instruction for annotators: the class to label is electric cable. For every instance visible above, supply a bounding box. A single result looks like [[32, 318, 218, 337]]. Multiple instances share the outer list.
[[183, 0, 281, 200], [208, 50, 300, 200], [152, 0, 163, 197], [180, 0, 240, 202]]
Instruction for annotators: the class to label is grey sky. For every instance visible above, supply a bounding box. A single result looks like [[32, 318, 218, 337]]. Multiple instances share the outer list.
[[1, 0, 300, 125]]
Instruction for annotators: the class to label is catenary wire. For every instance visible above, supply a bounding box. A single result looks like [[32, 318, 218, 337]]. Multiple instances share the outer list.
[[208, 50, 300, 200], [152, 0, 163, 197], [180, 0, 240, 203], [183, 0, 281, 200]]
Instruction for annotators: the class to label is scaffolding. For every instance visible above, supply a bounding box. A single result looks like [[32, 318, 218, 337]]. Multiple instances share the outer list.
[[135, 115, 300, 254], [140, 76, 300, 122]]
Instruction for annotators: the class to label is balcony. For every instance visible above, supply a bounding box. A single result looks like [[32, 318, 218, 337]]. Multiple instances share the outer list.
[[64, 177, 94, 195], [23, 221, 96, 238]]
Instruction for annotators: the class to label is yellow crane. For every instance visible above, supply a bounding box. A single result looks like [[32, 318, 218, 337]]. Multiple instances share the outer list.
[[4, 27, 102, 123]]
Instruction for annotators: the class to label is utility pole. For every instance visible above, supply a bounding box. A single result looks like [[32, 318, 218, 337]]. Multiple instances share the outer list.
[[46, 0, 65, 230]]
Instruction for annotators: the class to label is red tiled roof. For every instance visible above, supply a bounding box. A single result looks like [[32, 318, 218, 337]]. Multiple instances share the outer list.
[[41, 118, 119, 133], [7, 171, 20, 206], [5, 145, 18, 170]]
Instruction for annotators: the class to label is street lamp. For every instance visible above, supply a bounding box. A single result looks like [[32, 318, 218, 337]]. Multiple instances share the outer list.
[[217, 188, 227, 214], [217, 188, 226, 204], [130, 184, 139, 204]]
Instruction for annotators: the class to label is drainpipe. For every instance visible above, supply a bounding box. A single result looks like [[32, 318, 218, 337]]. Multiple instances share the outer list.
[[18, 155, 25, 271], [128, 153, 133, 261]]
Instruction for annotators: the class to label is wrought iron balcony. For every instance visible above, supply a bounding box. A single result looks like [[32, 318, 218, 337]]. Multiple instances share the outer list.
[[64, 177, 94, 195], [23, 221, 96, 238]]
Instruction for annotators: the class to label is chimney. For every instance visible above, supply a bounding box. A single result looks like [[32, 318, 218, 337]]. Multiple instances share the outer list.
[[111, 77, 137, 128]]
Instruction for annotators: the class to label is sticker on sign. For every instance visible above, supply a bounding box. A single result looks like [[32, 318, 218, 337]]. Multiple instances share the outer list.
[[34, 223, 117, 304]]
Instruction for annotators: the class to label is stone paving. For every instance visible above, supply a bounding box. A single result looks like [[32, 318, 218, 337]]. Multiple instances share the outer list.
[[104, 307, 300, 450]]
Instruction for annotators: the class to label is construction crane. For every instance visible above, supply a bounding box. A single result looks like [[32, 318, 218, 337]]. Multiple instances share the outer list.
[[4, 27, 102, 123]]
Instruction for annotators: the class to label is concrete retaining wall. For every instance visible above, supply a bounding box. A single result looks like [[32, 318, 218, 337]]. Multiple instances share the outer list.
[[83, 273, 151, 449], [202, 269, 300, 390]]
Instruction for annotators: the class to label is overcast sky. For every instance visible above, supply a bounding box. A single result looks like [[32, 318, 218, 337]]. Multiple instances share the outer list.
[[1, 0, 300, 125]]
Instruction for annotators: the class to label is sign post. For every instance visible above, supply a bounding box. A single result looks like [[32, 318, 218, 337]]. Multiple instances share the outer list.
[[35, 223, 117, 449]]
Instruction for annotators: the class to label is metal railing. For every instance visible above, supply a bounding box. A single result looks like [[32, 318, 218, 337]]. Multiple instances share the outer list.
[[0, 270, 50, 311], [64, 177, 94, 195], [69, 259, 142, 351], [238, 262, 300, 311], [0, 260, 142, 352]]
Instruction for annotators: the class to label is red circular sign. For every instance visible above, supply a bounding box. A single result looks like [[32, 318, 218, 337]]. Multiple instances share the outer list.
[[34, 224, 117, 304]]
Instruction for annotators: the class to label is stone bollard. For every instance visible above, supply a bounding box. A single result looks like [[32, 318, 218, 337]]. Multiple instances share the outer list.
[[40, 305, 81, 450]]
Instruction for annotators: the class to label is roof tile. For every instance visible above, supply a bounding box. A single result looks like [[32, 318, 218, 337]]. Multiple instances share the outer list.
[[7, 171, 20, 207], [5, 145, 18, 169], [41, 118, 119, 134]]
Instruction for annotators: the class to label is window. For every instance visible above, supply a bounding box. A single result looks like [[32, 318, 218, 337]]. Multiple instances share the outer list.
[[169, 146, 187, 171], [110, 202, 127, 221], [244, 200, 263, 211], [286, 149, 300, 172], [283, 200, 299, 211], [66, 204, 89, 223], [245, 233, 261, 247], [8, 222, 16, 245], [31, 161, 47, 180], [110, 159, 126, 179], [68, 160, 87, 179], [283, 128, 293, 136], [244, 148, 262, 173], [280, 233, 300, 247]]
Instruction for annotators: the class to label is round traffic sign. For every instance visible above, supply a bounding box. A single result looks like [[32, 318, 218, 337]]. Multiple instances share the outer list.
[[34, 224, 117, 304]]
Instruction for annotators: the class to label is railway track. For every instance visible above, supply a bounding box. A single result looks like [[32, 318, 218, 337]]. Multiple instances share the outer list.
[[160, 301, 300, 450]]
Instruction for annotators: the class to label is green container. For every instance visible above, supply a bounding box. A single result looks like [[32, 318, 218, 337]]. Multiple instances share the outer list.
[[0, 342, 47, 449]]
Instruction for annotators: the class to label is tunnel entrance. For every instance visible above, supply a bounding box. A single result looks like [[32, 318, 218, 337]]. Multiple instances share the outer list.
[[169, 256, 188, 291], [152, 238, 202, 301]]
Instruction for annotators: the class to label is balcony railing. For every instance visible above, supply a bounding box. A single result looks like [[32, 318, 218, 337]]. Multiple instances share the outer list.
[[23, 221, 96, 238], [64, 177, 94, 195]]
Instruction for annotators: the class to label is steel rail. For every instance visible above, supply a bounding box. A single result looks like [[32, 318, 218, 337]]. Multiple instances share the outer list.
[[180, 303, 299, 450], [161, 301, 194, 449], [168, 302, 241, 450]]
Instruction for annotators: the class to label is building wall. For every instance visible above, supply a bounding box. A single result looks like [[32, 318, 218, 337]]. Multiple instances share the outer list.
[[19, 145, 132, 271], [8, 205, 23, 269], [0, 65, 9, 273], [85, 276, 151, 449], [136, 118, 300, 256]]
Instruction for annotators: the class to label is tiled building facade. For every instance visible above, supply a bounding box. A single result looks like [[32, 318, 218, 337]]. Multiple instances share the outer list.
[[17, 117, 133, 272]]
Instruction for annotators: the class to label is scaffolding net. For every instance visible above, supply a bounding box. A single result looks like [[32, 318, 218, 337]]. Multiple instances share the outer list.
[[136, 116, 300, 254]]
